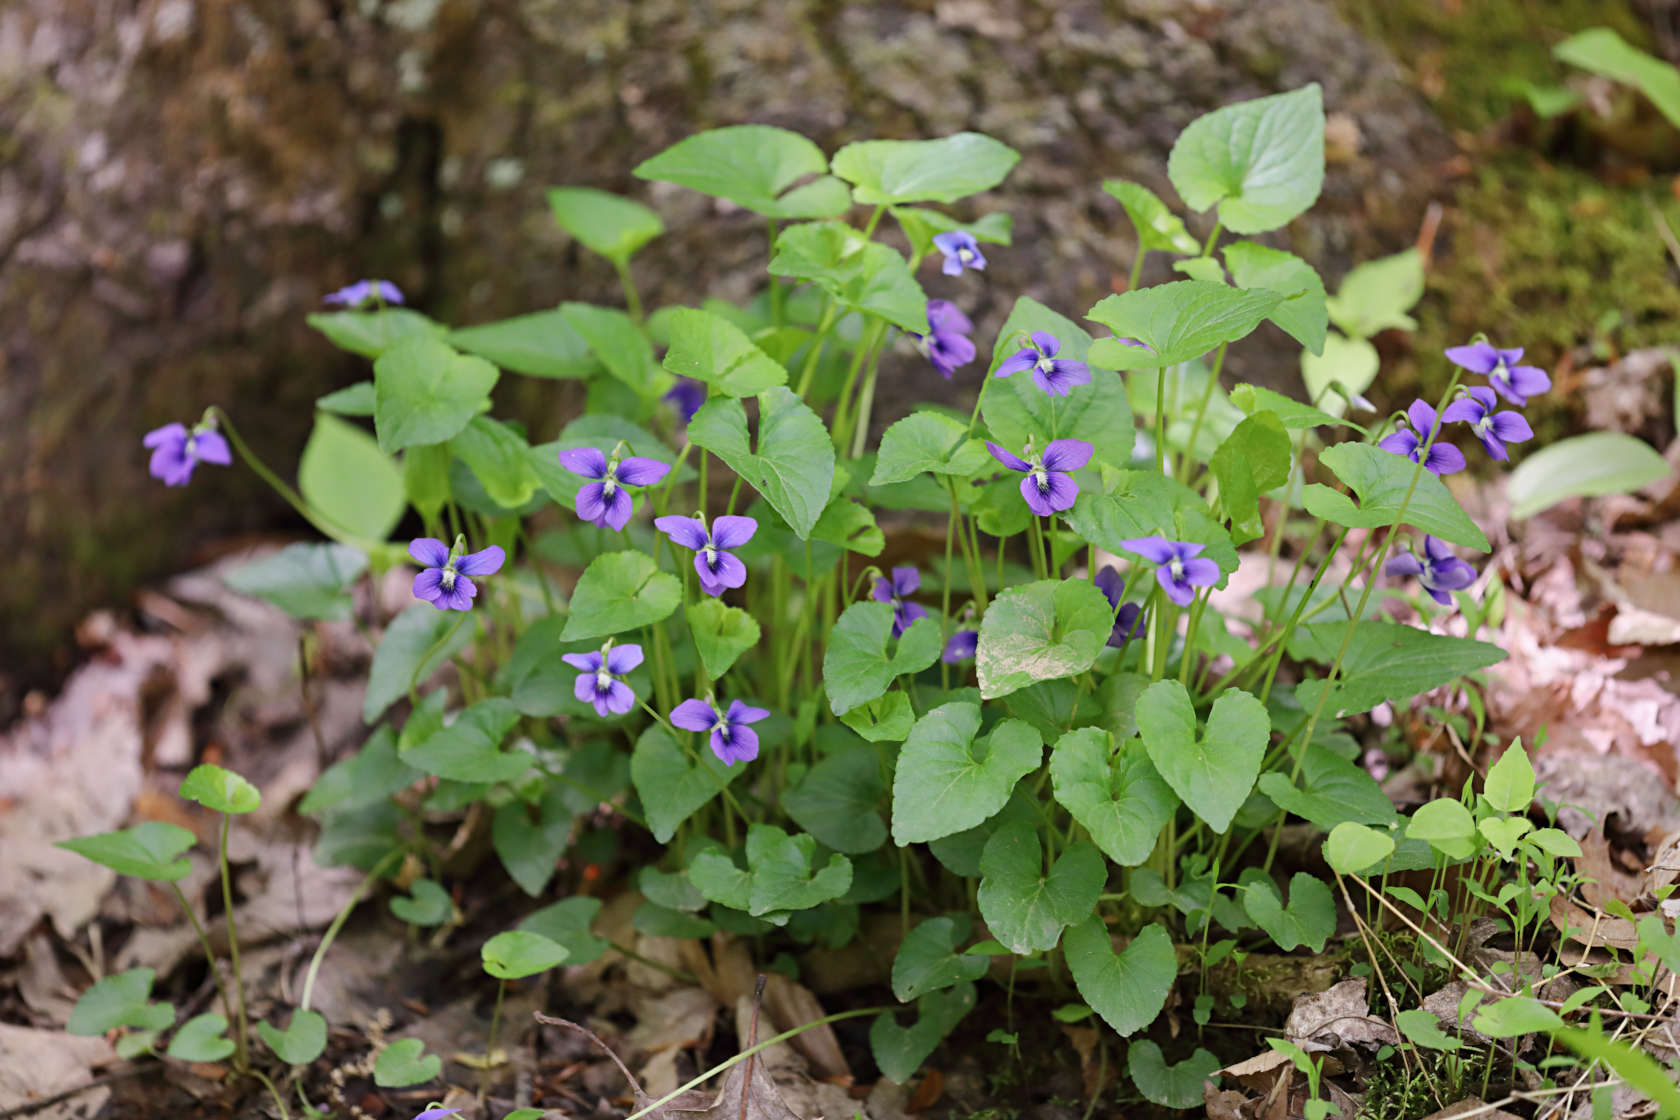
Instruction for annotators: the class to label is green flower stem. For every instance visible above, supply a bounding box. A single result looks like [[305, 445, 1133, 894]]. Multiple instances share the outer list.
[[793, 300, 838, 398], [655, 439, 693, 514], [1153, 366, 1171, 477], [963, 367, 997, 439], [209, 407, 380, 552], [249, 1068, 291, 1120], [1128, 248, 1147, 294], [1178, 342, 1229, 485], [407, 611, 470, 711], [481, 977, 508, 1101], [939, 483, 963, 687], [1176, 588, 1211, 687], [861, 204, 887, 239], [1028, 516, 1050, 581], [167, 882, 235, 1032], [767, 219, 784, 328], [300, 850, 402, 1014], [1201, 219, 1223, 258], [614, 258, 644, 324], [217, 813, 250, 1072], [1251, 526, 1350, 703], [831, 319, 887, 454]]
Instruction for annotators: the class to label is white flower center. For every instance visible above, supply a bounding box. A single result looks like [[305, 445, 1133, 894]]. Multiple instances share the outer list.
[[1169, 557, 1184, 582], [1036, 356, 1054, 373], [441, 568, 457, 590], [958, 247, 974, 262], [596, 667, 613, 691], [602, 477, 618, 497]]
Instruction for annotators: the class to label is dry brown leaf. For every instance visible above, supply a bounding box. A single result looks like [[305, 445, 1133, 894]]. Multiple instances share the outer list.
[[1419, 1098, 1521, 1120], [0, 1023, 117, 1115], [1284, 978, 1397, 1052]]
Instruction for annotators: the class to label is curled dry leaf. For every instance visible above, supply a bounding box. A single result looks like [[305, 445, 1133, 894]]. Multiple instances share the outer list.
[[1284, 978, 1398, 1053]]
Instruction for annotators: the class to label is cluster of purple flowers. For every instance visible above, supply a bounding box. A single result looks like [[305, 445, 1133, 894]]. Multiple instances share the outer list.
[[911, 300, 978, 378]]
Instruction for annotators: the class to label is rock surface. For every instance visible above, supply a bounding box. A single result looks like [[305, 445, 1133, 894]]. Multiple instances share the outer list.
[[1, 0, 1451, 692]]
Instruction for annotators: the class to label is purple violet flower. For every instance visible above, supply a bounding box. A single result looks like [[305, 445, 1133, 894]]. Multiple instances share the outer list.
[[1118, 537, 1219, 607], [1094, 566, 1146, 647], [1444, 341, 1551, 407], [995, 331, 1091, 397], [412, 1109, 461, 1120], [664, 378, 707, 424], [409, 537, 505, 611], [323, 279, 404, 308], [143, 421, 232, 487], [558, 446, 672, 531], [909, 300, 977, 379], [986, 438, 1092, 517], [670, 697, 770, 766], [562, 642, 643, 718], [942, 629, 979, 663], [1440, 386, 1534, 462], [932, 231, 987, 276], [1377, 400, 1467, 476], [871, 566, 930, 637], [654, 514, 758, 596], [1385, 536, 1477, 606]]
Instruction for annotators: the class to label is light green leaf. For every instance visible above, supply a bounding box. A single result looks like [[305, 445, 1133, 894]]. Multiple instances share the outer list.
[[449, 309, 596, 380], [493, 788, 574, 897], [1167, 84, 1324, 233], [1063, 919, 1176, 1037], [1086, 281, 1284, 370], [1554, 28, 1680, 130], [1507, 432, 1672, 519], [869, 412, 991, 486], [686, 599, 761, 679], [373, 1037, 441, 1087], [67, 969, 172, 1036], [1471, 995, 1561, 1038], [870, 983, 977, 1084], [403, 443, 451, 519], [547, 186, 663, 263], [1483, 739, 1535, 814], [1104, 180, 1200, 256], [1050, 729, 1178, 868], [1553, 1023, 1680, 1117], [257, 1009, 328, 1065], [299, 413, 406, 543], [389, 878, 455, 926], [840, 690, 917, 743], [768, 222, 928, 332], [662, 307, 789, 397], [1128, 1041, 1222, 1109], [167, 1013, 235, 1062], [1223, 241, 1327, 355], [179, 764, 260, 815], [1292, 621, 1506, 717], [1395, 1008, 1462, 1051], [1211, 411, 1292, 544], [824, 603, 943, 715], [307, 308, 446, 360], [1301, 333, 1380, 419], [630, 724, 745, 843], [1173, 257, 1226, 283], [519, 897, 610, 966], [891, 703, 1043, 845], [1325, 249, 1424, 339], [1255, 745, 1397, 830], [448, 416, 540, 509], [688, 388, 836, 538], [1323, 821, 1395, 875], [1066, 473, 1239, 588], [688, 823, 853, 919], [363, 604, 478, 723], [784, 738, 889, 854], [1230, 383, 1350, 431], [892, 916, 988, 1001], [372, 335, 498, 453], [1136, 683, 1267, 834], [561, 303, 666, 399], [810, 496, 885, 557], [1241, 872, 1336, 952], [317, 381, 375, 416], [56, 822, 197, 883], [1407, 798, 1479, 861], [633, 125, 851, 219], [977, 820, 1105, 954], [1305, 443, 1491, 551], [403, 698, 528, 784], [831, 132, 1021, 205], [482, 930, 569, 980], [560, 551, 682, 642], [975, 578, 1113, 700]]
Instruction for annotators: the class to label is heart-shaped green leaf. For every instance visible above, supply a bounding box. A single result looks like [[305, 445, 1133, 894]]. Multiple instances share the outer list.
[[1395, 1008, 1462, 1051], [634, 125, 851, 219], [1241, 871, 1336, 952], [372, 335, 498, 453], [1167, 84, 1324, 233], [1136, 682, 1267, 834], [561, 302, 666, 400], [298, 412, 406, 545], [769, 222, 928, 333], [519, 898, 609, 966], [661, 307, 788, 397], [869, 412, 991, 487], [1478, 816, 1533, 859], [389, 878, 454, 926], [560, 551, 682, 642], [831, 133, 1021, 205], [403, 699, 528, 784], [977, 820, 1105, 954], [824, 602, 943, 715], [1086, 282, 1284, 370], [57, 822, 197, 882], [1049, 729, 1178, 868], [976, 578, 1113, 700], [1222, 241, 1327, 355], [688, 824, 853, 920], [1323, 822, 1395, 874], [1406, 798, 1479, 861], [493, 788, 575, 897], [630, 724, 746, 843], [891, 703, 1043, 845], [1255, 745, 1397, 830], [449, 416, 541, 509], [688, 388, 837, 539], [685, 599, 762, 680], [308, 308, 446, 360], [869, 982, 977, 1084], [167, 1013, 235, 1063], [784, 738, 888, 855], [1210, 411, 1293, 544], [178, 764, 261, 815], [257, 1009, 328, 1065], [67, 969, 173, 1036], [1128, 1040, 1222, 1108], [547, 186, 663, 264], [840, 691, 916, 743], [1063, 919, 1176, 1037], [373, 1037, 441, 1087], [892, 916, 989, 1001], [223, 543, 368, 621], [482, 930, 569, 979]]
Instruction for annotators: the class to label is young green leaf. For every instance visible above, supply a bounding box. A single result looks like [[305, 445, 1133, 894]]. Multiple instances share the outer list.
[[686, 599, 762, 680], [1506, 432, 1672, 519], [519, 898, 610, 966], [1554, 28, 1680, 130], [493, 789, 574, 897], [975, 578, 1113, 700], [389, 878, 455, 926], [307, 307, 446, 360], [179, 763, 261, 815], [1394, 1008, 1462, 1051], [1104, 180, 1200, 256], [1049, 729, 1178, 868], [768, 222, 928, 332], [1136, 682, 1268, 834], [1323, 821, 1395, 875], [891, 703, 1043, 845], [561, 303, 667, 400], [824, 603, 943, 715], [373, 1037, 442, 1087], [892, 916, 989, 1001], [403, 698, 528, 784], [1406, 798, 1480, 861], [630, 724, 746, 843], [298, 412, 406, 544], [1087, 281, 1284, 370], [1255, 745, 1398, 830], [67, 969, 173, 1036], [372, 335, 498, 453], [869, 982, 977, 1084], [317, 381, 376, 416], [560, 551, 682, 642], [831, 133, 1021, 205], [688, 388, 836, 538], [482, 930, 569, 979], [977, 820, 1105, 954], [1483, 739, 1535, 814], [1166, 84, 1324, 233], [1127, 1041, 1222, 1109], [890, 208, 1013, 259], [687, 824, 853, 919], [546, 186, 663, 263], [869, 412, 991, 487], [1210, 411, 1292, 544], [167, 1013, 235, 1063], [256, 1009, 328, 1065], [784, 739, 889, 854], [1062, 919, 1176, 1037], [633, 125, 851, 219], [662, 307, 789, 397], [56, 822, 197, 883], [1241, 872, 1336, 952], [1300, 333, 1380, 420], [840, 690, 917, 743], [224, 543, 368, 621], [1223, 241, 1327, 355], [1305, 443, 1492, 551], [1325, 249, 1423, 339], [448, 309, 596, 380]]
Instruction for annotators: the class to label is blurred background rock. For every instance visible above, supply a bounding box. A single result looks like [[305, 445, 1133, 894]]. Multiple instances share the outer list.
[[4, 0, 1677, 711]]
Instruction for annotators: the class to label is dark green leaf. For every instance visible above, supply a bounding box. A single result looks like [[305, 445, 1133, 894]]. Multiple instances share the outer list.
[[1210, 411, 1292, 543], [662, 307, 788, 397], [519, 897, 609, 966], [891, 703, 1042, 844], [448, 416, 540, 509], [1049, 729, 1178, 868], [256, 1009, 328, 1065], [784, 738, 889, 854], [403, 698, 528, 784], [1256, 745, 1396, 829], [1063, 919, 1176, 1037], [892, 916, 988, 1001], [688, 824, 853, 919], [1292, 621, 1506, 717], [1086, 281, 1283, 370], [493, 788, 574, 897], [630, 724, 746, 843], [559, 551, 682, 642], [869, 982, 977, 1084], [389, 878, 454, 926], [1305, 443, 1491, 551], [633, 125, 851, 219], [1128, 1041, 1221, 1109], [688, 388, 835, 539], [870, 411, 990, 486], [307, 308, 446, 359], [978, 820, 1105, 953], [824, 603, 943, 715], [223, 543, 368, 621], [363, 604, 479, 723], [67, 969, 173, 1036], [686, 599, 761, 679], [768, 222, 928, 333], [1136, 682, 1267, 834], [1240, 871, 1336, 952], [561, 303, 667, 400]]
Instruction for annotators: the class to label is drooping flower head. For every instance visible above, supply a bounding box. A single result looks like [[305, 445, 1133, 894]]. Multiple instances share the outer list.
[[410, 536, 505, 611], [558, 444, 672, 531], [654, 514, 758, 597], [323, 279, 404, 308], [664, 378, 707, 424], [1094, 566, 1146, 647], [995, 331, 1092, 397], [986, 438, 1092, 517], [562, 641, 643, 718], [1118, 538, 1219, 608], [1377, 400, 1467, 477], [1445, 341, 1551, 407], [1384, 536, 1477, 607], [942, 629, 979, 664], [1440, 386, 1534, 462], [932, 231, 987, 277], [670, 696, 770, 766], [143, 418, 232, 487], [909, 300, 977, 379], [871, 566, 930, 637]]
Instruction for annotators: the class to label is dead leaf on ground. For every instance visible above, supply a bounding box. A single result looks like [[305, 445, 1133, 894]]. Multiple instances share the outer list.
[[1419, 1097, 1522, 1120], [1284, 978, 1398, 1052], [0, 1022, 118, 1116]]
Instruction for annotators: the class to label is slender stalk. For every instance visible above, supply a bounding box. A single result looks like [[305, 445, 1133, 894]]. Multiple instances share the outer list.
[[167, 883, 234, 1030], [793, 301, 837, 398], [408, 611, 471, 710], [249, 1069, 291, 1120], [217, 814, 250, 1071], [481, 978, 507, 1102], [613, 258, 643, 323], [1128, 249, 1147, 293], [766, 219, 783, 327], [1179, 342, 1229, 483], [300, 851, 402, 1013], [1153, 366, 1170, 476], [209, 408, 377, 550]]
